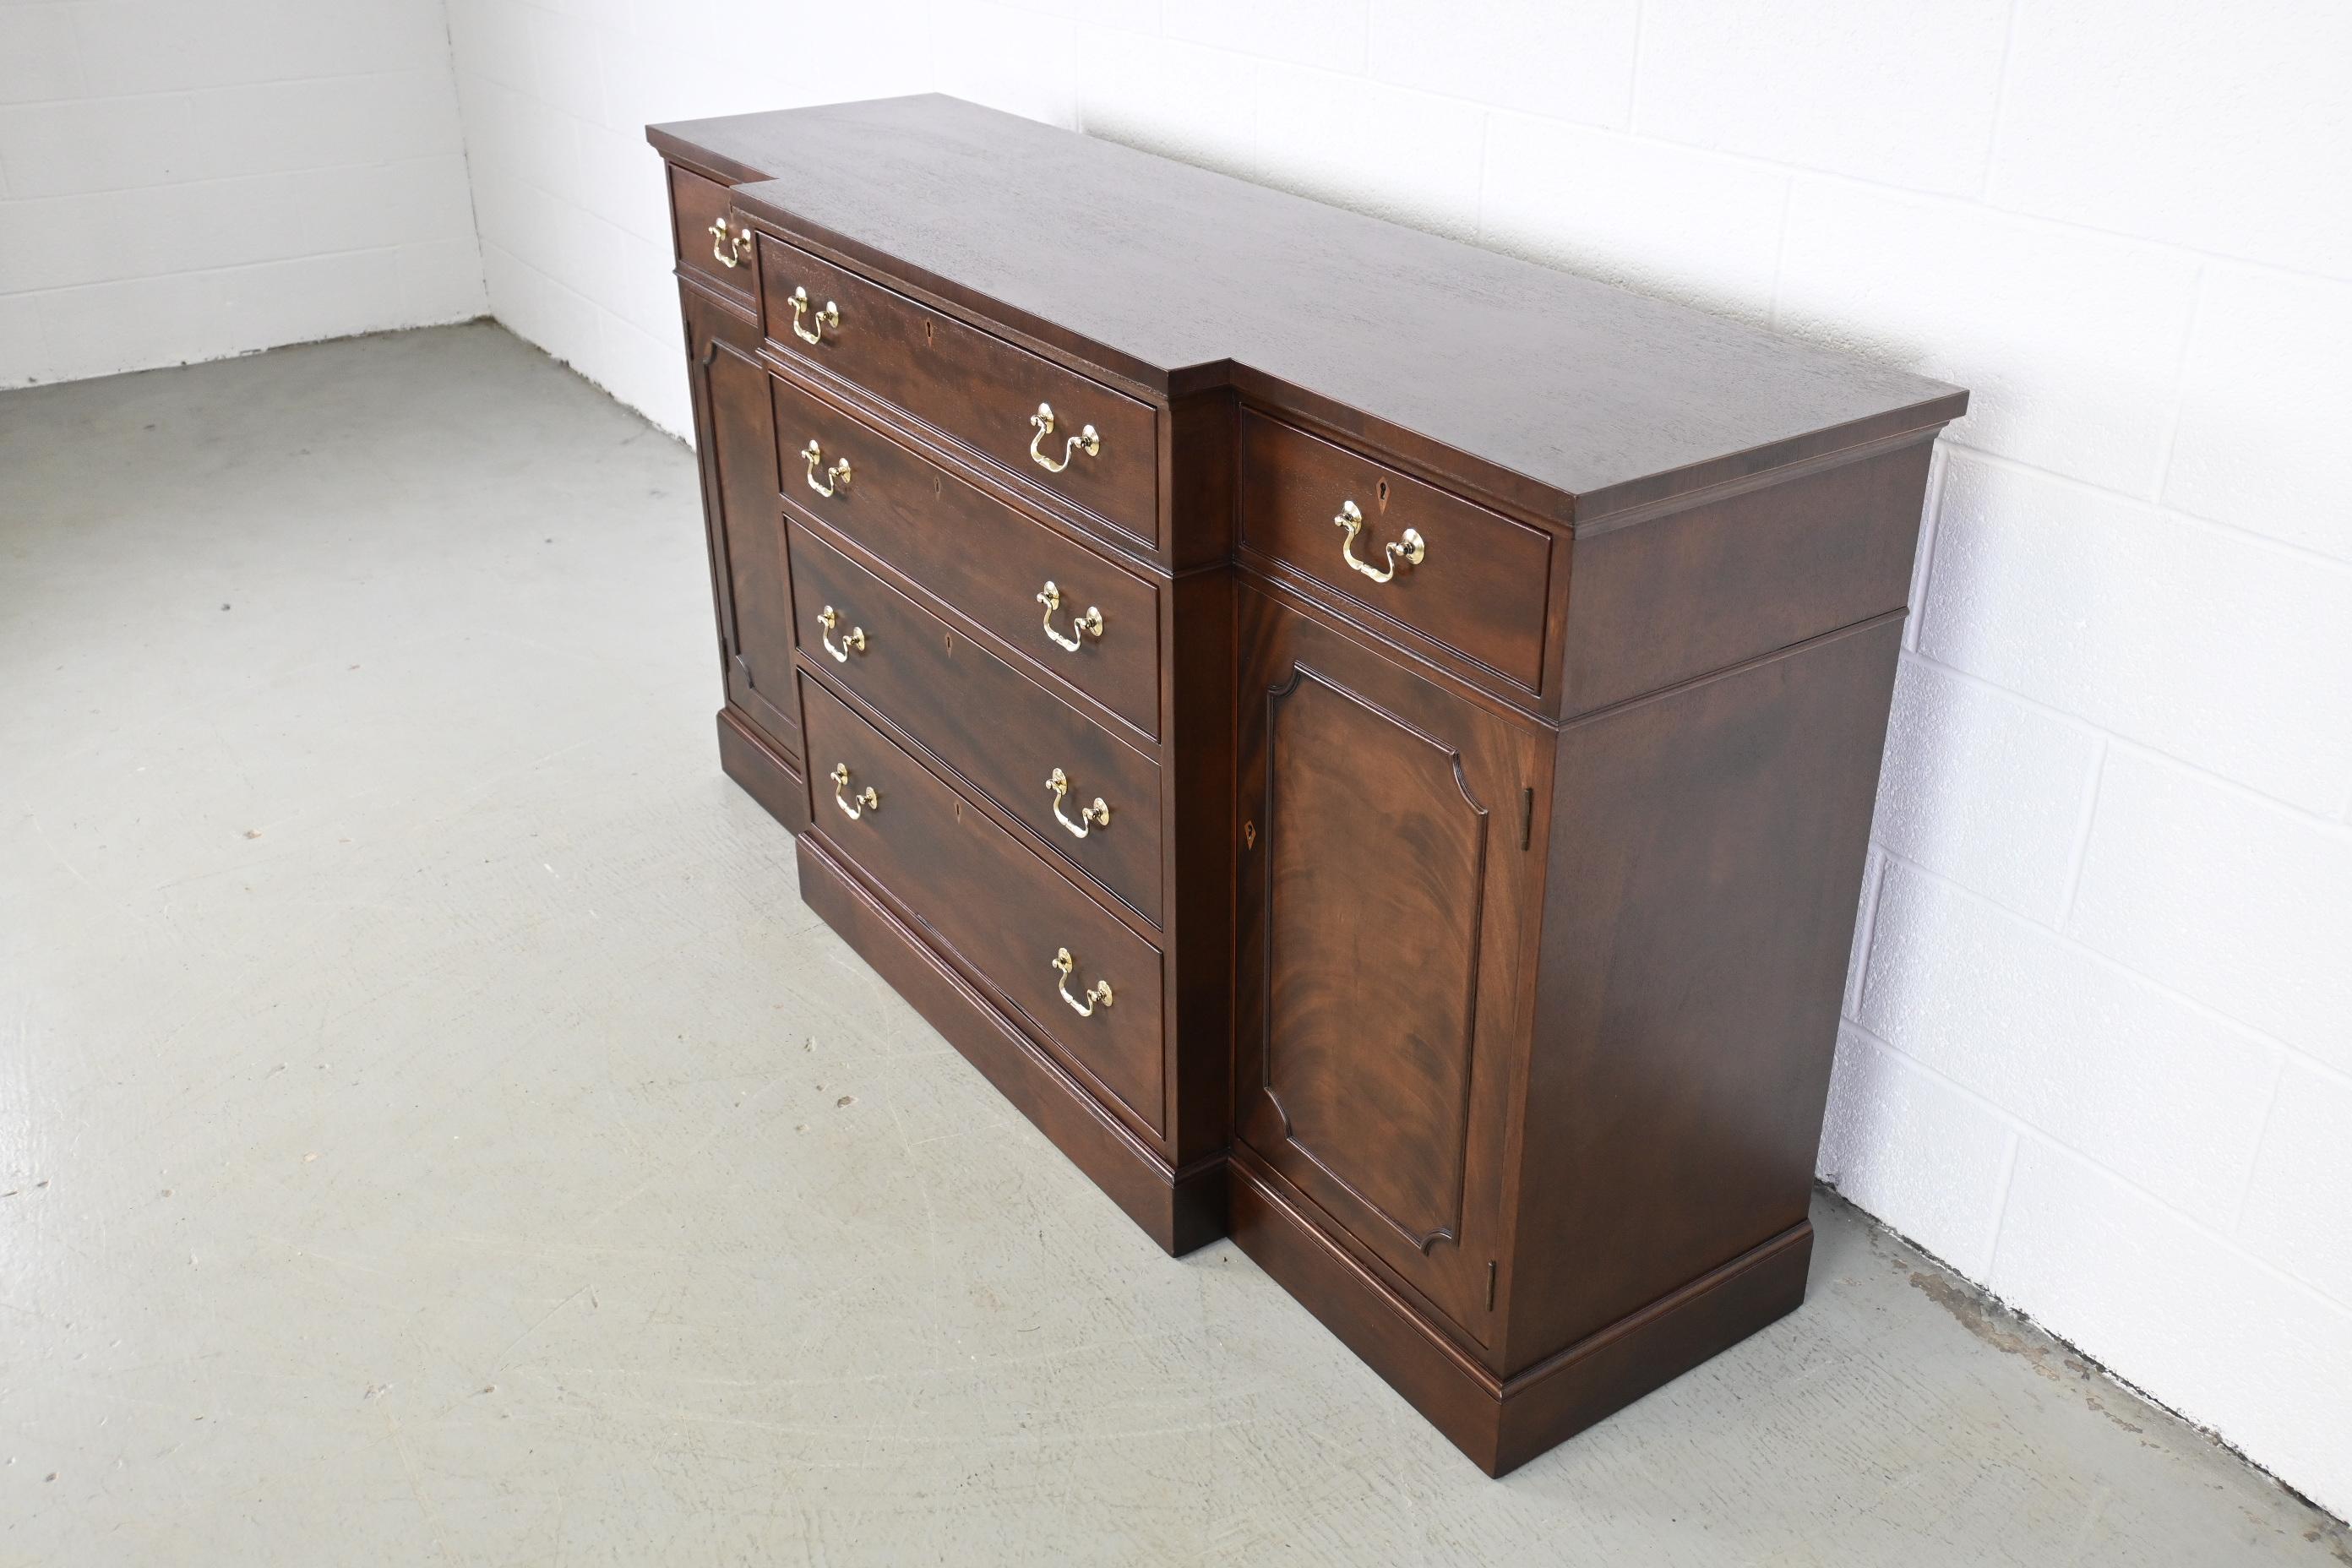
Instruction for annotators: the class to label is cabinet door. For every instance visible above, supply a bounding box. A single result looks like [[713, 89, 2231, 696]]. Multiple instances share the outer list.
[[685, 292, 798, 757], [1235, 590, 1546, 1344]]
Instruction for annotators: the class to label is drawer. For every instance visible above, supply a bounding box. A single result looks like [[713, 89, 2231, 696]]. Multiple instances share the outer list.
[[802, 675, 1168, 1135], [758, 233, 1158, 546], [791, 524, 1164, 924], [1239, 411, 1554, 694], [774, 370, 1161, 737], [669, 165, 756, 305]]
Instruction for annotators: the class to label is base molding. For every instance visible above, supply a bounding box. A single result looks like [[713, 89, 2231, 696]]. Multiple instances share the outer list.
[[717, 704, 810, 834], [797, 831, 1226, 1256], [1229, 1159, 1812, 1475]]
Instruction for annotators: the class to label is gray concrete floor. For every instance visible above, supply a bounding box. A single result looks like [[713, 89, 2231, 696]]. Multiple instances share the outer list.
[[2, 323, 2344, 1566]]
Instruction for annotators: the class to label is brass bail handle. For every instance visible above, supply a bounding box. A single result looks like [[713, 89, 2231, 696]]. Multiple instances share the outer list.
[[803, 439, 851, 498], [1052, 947, 1113, 1017], [1047, 768, 1110, 838], [709, 216, 749, 268], [789, 286, 840, 344], [817, 605, 865, 662], [829, 763, 878, 820], [1035, 580, 1103, 653], [1333, 499, 1425, 584], [1028, 403, 1100, 473]]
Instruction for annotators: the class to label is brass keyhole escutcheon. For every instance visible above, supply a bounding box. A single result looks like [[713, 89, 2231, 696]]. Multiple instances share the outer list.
[[1244, 820, 1256, 849], [1376, 478, 1391, 509]]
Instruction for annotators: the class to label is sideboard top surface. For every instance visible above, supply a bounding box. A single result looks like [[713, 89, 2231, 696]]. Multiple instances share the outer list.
[[650, 95, 1964, 524]]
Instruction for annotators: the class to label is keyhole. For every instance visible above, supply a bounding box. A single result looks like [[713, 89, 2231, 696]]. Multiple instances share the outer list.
[[1243, 820, 1256, 849], [924, 320, 934, 346], [1375, 478, 1391, 511]]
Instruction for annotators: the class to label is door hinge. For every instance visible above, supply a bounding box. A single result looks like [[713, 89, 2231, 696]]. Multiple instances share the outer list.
[[1520, 787, 1533, 851], [1486, 1260, 1498, 1309]]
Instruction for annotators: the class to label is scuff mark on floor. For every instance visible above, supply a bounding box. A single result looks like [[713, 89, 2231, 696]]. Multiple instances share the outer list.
[[2302, 1520, 2352, 1567], [1908, 1269, 2160, 1439]]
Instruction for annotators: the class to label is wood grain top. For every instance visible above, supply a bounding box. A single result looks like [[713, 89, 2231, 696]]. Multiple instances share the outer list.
[[650, 95, 1965, 525]]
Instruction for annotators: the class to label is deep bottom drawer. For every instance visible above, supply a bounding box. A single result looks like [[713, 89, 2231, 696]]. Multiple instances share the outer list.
[[799, 672, 1167, 1136]]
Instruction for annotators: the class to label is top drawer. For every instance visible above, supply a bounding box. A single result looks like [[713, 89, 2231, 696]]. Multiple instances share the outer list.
[[669, 166, 755, 306], [758, 233, 1158, 547], [1239, 412, 1554, 696]]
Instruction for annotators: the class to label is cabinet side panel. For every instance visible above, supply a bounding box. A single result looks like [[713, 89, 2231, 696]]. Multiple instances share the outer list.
[[1560, 439, 1930, 716], [1504, 615, 1903, 1371]]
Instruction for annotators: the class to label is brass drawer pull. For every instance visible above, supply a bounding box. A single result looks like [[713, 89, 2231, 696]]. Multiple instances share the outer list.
[[1035, 580, 1102, 653], [1028, 402, 1100, 473], [817, 605, 866, 662], [1052, 947, 1113, 1016], [803, 439, 851, 497], [829, 763, 877, 820], [789, 285, 840, 344], [1334, 499, 1425, 584], [708, 216, 750, 269], [1046, 768, 1110, 837]]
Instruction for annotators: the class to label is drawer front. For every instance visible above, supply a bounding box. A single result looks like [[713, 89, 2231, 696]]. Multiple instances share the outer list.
[[669, 166, 755, 304], [802, 675, 1167, 1134], [1239, 412, 1554, 694], [790, 523, 1164, 923], [774, 370, 1161, 737], [759, 233, 1158, 545]]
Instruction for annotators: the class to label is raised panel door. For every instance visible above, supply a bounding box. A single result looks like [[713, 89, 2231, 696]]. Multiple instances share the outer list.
[[1233, 588, 1545, 1344], [686, 293, 798, 755]]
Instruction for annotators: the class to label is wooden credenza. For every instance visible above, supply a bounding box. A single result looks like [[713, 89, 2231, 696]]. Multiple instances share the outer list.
[[651, 95, 1965, 1476]]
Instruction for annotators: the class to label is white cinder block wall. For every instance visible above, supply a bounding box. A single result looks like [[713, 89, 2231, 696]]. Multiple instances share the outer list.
[[0, 0, 485, 386], [433, 0, 1060, 438], [6, 0, 2332, 1520]]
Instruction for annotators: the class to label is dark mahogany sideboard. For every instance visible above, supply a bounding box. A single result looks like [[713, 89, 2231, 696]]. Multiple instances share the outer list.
[[649, 95, 1965, 1476]]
